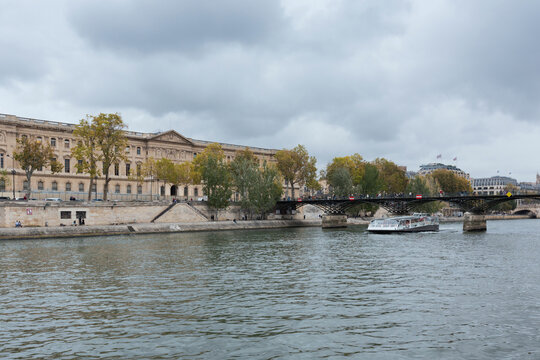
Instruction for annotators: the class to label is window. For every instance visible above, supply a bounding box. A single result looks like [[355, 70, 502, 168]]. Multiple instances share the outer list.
[[38, 181, 44, 190], [60, 211, 71, 219], [125, 163, 131, 176], [66, 182, 71, 192], [115, 184, 120, 193], [125, 146, 130, 153], [136, 164, 141, 177], [137, 185, 142, 194], [0, 153, 3, 168], [91, 183, 96, 192], [51, 158, 56, 170], [193, 153, 197, 158], [52, 181, 58, 191], [79, 183, 84, 192], [51, 138, 56, 147], [136, 147, 141, 155], [194, 187, 199, 197], [0, 179, 5, 192], [184, 186, 188, 197], [77, 160, 83, 173], [22, 135, 27, 140], [64, 139, 70, 148], [23, 181, 29, 191], [127, 185, 132, 194], [65, 159, 70, 173], [36, 136, 42, 143], [114, 163, 119, 176]]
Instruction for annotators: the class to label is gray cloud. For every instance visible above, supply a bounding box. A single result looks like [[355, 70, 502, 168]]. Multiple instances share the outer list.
[[1, 0, 540, 180]]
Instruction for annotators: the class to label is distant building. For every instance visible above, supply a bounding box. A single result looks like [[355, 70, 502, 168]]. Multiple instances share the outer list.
[[418, 163, 470, 180], [472, 176, 517, 195]]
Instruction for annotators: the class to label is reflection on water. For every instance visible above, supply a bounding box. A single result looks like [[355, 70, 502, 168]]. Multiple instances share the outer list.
[[2, 220, 540, 359]]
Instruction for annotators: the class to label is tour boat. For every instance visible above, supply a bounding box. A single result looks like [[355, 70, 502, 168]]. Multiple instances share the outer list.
[[367, 213, 439, 233]]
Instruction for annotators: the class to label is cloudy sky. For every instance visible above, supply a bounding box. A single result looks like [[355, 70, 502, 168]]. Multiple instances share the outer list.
[[1, 0, 540, 181]]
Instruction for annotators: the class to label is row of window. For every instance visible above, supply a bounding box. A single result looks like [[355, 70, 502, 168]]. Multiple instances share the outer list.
[[33, 135, 144, 156], [0, 178, 202, 196]]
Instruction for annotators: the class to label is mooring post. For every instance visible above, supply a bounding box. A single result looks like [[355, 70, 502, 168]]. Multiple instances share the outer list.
[[463, 212, 487, 232], [322, 214, 347, 228]]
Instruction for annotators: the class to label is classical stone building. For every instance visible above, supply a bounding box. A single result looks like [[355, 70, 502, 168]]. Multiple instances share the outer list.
[[417, 163, 470, 180], [472, 176, 517, 195], [0, 113, 278, 200]]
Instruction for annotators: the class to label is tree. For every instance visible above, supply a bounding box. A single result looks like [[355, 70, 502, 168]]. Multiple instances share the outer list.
[[193, 143, 233, 217], [406, 175, 442, 213], [154, 158, 176, 194], [171, 162, 194, 197], [275, 145, 317, 200], [73, 113, 128, 201], [13, 137, 62, 197], [94, 113, 128, 201], [360, 163, 382, 195], [250, 162, 282, 219], [328, 166, 354, 197], [230, 148, 259, 211], [429, 169, 472, 194], [326, 154, 365, 187], [373, 158, 408, 194], [72, 116, 101, 200]]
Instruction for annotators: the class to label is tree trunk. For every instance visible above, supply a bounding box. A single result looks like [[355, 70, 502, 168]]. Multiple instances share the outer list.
[[104, 175, 110, 201], [290, 180, 296, 200], [87, 176, 94, 201], [25, 171, 33, 198]]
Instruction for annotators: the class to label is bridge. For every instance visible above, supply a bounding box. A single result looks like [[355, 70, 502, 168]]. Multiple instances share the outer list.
[[275, 194, 540, 231]]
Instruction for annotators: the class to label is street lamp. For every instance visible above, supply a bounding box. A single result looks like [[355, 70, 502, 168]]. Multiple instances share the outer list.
[[6, 154, 15, 199]]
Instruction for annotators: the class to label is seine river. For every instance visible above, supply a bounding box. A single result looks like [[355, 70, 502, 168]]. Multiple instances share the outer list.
[[1, 219, 540, 359]]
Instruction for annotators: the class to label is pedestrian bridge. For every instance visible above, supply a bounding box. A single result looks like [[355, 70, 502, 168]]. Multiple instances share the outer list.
[[276, 194, 540, 216]]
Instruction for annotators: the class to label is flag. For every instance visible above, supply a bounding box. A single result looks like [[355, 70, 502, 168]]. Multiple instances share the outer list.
[[453, 157, 457, 161], [436, 154, 442, 159]]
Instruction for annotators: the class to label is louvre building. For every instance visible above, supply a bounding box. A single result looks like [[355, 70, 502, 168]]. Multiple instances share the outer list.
[[0, 113, 278, 200]]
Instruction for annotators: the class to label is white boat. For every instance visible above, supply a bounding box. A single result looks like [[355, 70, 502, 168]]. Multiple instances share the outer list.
[[367, 213, 439, 233]]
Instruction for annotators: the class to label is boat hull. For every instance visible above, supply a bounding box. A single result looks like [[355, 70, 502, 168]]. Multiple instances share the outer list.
[[367, 224, 439, 233]]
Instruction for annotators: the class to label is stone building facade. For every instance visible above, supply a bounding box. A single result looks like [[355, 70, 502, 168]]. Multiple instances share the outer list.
[[0, 113, 278, 200]]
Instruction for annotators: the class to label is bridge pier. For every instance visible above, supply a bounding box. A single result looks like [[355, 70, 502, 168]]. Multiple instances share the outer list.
[[322, 214, 347, 228], [463, 213, 487, 232]]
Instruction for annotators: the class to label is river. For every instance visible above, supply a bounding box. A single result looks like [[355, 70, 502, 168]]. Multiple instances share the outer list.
[[1, 219, 540, 359]]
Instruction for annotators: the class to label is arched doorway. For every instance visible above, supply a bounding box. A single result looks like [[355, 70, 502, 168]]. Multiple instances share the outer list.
[[184, 186, 188, 197], [160, 185, 165, 196], [171, 185, 177, 196]]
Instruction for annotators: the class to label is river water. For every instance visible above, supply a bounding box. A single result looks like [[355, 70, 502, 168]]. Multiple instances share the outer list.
[[1, 219, 540, 359]]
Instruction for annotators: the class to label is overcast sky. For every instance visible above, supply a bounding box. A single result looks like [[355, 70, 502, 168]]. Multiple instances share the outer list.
[[1, 0, 540, 181]]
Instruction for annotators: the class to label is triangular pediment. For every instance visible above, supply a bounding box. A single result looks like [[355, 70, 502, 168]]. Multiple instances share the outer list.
[[148, 130, 193, 145]]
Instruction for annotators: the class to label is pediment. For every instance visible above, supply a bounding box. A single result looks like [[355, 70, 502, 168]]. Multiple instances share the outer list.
[[148, 130, 193, 145]]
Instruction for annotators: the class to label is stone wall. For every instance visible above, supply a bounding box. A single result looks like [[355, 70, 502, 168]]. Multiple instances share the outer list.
[[0, 201, 171, 228]]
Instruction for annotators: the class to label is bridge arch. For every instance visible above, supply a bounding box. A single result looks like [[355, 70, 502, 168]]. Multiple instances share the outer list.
[[512, 209, 537, 218]]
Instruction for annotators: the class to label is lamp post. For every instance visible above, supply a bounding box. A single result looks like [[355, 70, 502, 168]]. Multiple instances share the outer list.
[[6, 154, 15, 199]]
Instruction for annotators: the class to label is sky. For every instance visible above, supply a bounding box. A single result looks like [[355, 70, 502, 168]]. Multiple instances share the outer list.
[[1, 0, 540, 181]]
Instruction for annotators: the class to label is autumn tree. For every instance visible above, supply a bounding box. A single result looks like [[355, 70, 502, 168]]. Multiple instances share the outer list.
[[13, 137, 63, 197], [275, 145, 317, 200], [429, 169, 472, 194], [373, 158, 408, 194], [72, 116, 101, 200], [72, 113, 128, 201], [95, 113, 128, 201], [326, 154, 365, 187], [193, 143, 233, 217], [171, 162, 194, 197]]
